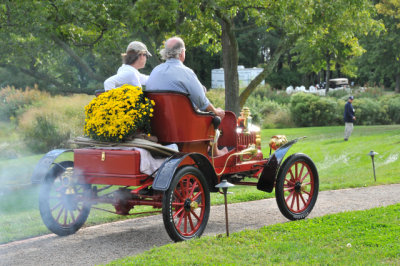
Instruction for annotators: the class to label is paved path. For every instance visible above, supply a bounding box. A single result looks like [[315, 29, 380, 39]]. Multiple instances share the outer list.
[[1, 184, 399, 266]]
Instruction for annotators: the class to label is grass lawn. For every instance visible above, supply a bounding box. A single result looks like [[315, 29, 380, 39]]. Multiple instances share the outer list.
[[109, 204, 400, 265], [0, 124, 399, 243]]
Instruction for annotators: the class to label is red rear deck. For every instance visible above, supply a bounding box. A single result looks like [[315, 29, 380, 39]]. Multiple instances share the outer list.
[[74, 148, 147, 186]]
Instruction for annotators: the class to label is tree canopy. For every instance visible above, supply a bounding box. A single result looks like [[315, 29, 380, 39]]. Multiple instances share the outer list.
[[0, 0, 398, 111]]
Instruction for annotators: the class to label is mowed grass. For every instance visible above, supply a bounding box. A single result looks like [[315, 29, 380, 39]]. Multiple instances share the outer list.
[[110, 204, 400, 265], [217, 124, 400, 205], [0, 124, 399, 243]]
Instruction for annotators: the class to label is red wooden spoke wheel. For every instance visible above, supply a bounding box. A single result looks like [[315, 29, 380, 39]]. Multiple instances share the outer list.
[[275, 154, 319, 220], [162, 166, 210, 242], [39, 161, 91, 236]]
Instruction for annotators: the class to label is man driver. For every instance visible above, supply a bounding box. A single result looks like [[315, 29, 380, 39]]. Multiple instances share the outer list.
[[146, 36, 227, 156]]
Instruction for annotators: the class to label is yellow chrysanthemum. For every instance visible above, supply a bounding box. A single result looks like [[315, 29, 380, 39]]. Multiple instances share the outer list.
[[84, 84, 155, 142]]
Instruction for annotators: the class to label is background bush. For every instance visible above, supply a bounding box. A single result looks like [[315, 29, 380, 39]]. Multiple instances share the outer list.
[[290, 93, 340, 127], [352, 98, 390, 125], [385, 96, 400, 124], [18, 94, 93, 153], [23, 115, 70, 153], [0, 85, 48, 121]]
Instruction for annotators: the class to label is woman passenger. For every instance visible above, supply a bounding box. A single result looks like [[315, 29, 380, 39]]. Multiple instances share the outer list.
[[104, 41, 151, 91]]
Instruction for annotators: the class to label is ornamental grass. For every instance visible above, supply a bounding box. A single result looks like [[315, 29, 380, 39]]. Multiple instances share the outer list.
[[84, 84, 154, 142]]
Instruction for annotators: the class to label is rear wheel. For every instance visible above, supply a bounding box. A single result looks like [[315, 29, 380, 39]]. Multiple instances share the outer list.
[[162, 166, 210, 242], [275, 154, 319, 220], [39, 161, 91, 236]]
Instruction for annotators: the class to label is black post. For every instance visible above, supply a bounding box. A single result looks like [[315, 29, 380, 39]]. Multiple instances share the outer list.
[[368, 151, 378, 182], [223, 188, 229, 236], [215, 179, 234, 237]]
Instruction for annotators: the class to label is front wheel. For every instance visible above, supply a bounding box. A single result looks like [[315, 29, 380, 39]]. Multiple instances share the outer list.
[[162, 166, 210, 242], [275, 154, 319, 220], [39, 161, 91, 236]]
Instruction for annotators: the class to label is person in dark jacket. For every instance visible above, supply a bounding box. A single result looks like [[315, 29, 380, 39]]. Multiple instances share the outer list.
[[344, 96, 356, 141]]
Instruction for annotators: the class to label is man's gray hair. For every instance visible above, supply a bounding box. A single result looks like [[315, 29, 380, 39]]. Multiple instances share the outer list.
[[160, 37, 185, 60]]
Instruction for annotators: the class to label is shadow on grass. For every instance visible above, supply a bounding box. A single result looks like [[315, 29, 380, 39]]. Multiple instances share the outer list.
[[324, 139, 347, 145]]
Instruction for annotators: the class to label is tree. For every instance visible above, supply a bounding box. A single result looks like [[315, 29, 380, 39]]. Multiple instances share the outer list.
[[368, 0, 400, 92], [282, 0, 382, 92], [133, 0, 316, 114], [0, 0, 143, 93]]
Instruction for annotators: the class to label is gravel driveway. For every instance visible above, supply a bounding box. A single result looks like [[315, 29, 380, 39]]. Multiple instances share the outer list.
[[1, 184, 399, 266]]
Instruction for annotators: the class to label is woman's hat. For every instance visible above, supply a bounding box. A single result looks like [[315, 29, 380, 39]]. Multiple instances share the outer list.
[[126, 41, 152, 56]]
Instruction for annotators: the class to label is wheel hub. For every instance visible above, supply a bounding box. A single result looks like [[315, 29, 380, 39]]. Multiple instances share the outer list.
[[63, 194, 78, 211], [294, 181, 302, 193], [184, 198, 192, 212]]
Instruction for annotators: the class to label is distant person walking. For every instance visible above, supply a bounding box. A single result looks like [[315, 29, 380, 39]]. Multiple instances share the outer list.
[[344, 96, 356, 141]]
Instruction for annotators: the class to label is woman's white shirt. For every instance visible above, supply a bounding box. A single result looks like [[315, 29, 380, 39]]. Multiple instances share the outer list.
[[104, 64, 149, 91]]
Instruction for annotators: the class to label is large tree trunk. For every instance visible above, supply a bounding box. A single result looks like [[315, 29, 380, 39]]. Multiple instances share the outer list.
[[220, 17, 240, 115], [396, 73, 400, 93], [239, 39, 289, 108]]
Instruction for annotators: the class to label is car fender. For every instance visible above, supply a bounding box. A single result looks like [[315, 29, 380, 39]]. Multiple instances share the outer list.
[[257, 138, 301, 193], [31, 149, 72, 184], [152, 152, 218, 192]]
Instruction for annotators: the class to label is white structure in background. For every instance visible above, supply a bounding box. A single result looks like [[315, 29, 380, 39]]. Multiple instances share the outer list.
[[211, 66, 264, 89], [286, 78, 350, 96]]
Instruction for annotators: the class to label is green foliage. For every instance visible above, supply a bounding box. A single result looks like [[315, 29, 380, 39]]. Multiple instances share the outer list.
[[0, 85, 47, 121], [352, 98, 390, 125], [18, 94, 92, 150], [206, 88, 225, 110], [291, 0, 382, 78], [386, 96, 400, 124], [111, 204, 400, 265], [23, 115, 70, 153], [290, 93, 340, 127], [244, 95, 293, 129], [355, 86, 386, 99], [356, 1, 400, 92], [265, 68, 303, 90], [252, 85, 292, 105]]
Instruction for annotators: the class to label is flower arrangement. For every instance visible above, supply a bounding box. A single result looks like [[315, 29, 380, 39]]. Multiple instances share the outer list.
[[84, 84, 155, 142]]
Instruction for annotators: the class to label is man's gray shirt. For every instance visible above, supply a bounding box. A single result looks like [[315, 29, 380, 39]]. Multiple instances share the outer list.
[[145, 59, 210, 111]]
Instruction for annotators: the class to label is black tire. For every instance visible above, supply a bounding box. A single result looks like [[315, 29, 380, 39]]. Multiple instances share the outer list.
[[162, 166, 210, 242], [39, 161, 91, 236], [275, 153, 319, 220]]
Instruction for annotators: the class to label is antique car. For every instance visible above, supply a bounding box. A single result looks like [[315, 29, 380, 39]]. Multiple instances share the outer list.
[[329, 78, 349, 88], [31, 91, 319, 242]]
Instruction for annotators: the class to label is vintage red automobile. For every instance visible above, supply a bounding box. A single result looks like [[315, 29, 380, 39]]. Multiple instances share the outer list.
[[31, 91, 319, 242]]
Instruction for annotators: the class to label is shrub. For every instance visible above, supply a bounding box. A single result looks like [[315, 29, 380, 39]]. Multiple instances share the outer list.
[[327, 89, 349, 99], [23, 115, 70, 153], [262, 106, 294, 129], [354, 86, 385, 99], [290, 93, 340, 127], [352, 98, 390, 125], [18, 93, 93, 153], [386, 96, 400, 124], [0, 85, 48, 121], [206, 88, 225, 109], [251, 85, 291, 105]]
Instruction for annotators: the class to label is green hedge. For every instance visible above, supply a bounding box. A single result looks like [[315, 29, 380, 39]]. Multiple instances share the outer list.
[[290, 93, 340, 127], [288, 92, 399, 127], [386, 96, 400, 124], [352, 98, 390, 125]]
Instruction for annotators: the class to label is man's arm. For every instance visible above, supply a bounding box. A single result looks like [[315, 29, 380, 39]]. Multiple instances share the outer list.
[[206, 103, 225, 119]]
